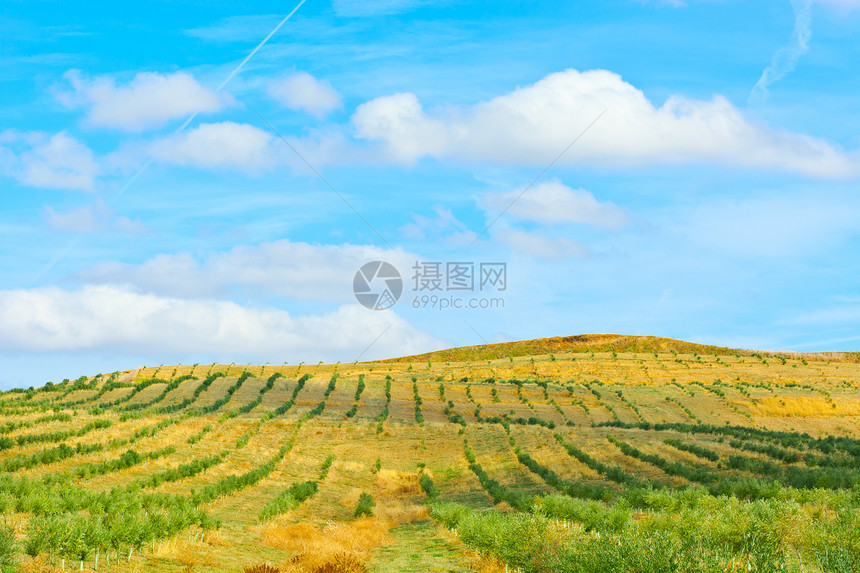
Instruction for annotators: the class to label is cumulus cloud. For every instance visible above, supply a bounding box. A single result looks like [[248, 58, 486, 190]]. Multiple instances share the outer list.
[[269, 72, 343, 118], [480, 180, 629, 230], [56, 70, 230, 131], [75, 239, 419, 301], [352, 69, 858, 177], [0, 130, 98, 191], [148, 122, 280, 173], [43, 198, 149, 234], [0, 285, 443, 361]]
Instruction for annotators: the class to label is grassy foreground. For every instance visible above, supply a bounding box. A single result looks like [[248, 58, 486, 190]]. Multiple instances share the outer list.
[[0, 337, 859, 572]]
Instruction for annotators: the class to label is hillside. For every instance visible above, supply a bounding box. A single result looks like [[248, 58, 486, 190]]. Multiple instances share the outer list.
[[0, 338, 859, 572]]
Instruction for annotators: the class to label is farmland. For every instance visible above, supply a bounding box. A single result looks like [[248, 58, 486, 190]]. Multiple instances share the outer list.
[[0, 334, 859, 573]]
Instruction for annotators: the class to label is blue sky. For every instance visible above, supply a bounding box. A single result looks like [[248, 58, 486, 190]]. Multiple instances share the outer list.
[[1, 0, 860, 388]]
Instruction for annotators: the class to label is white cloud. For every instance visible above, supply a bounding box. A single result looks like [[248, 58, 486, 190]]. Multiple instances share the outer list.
[[480, 180, 629, 230], [56, 70, 230, 131], [495, 229, 590, 260], [0, 130, 98, 191], [0, 285, 443, 361], [269, 72, 343, 118], [75, 239, 419, 301], [43, 198, 149, 234], [148, 122, 280, 173], [351, 69, 858, 178]]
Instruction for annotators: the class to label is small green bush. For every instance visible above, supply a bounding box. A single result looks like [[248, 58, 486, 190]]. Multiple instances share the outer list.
[[354, 492, 375, 517]]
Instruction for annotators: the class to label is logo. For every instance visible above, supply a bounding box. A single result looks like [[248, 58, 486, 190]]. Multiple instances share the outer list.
[[353, 261, 403, 310]]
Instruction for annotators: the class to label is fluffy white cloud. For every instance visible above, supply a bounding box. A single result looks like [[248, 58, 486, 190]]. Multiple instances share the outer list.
[[269, 72, 343, 118], [56, 70, 230, 131], [43, 199, 149, 234], [0, 131, 98, 191], [352, 69, 858, 177], [0, 285, 443, 361], [148, 122, 280, 173], [75, 239, 419, 301], [495, 229, 590, 260], [480, 180, 629, 230]]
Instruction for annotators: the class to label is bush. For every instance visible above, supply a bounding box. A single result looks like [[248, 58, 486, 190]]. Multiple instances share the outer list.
[[354, 493, 375, 517], [419, 473, 435, 498]]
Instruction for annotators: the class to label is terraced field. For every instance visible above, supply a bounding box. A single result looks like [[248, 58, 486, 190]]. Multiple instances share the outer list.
[[1, 336, 859, 573]]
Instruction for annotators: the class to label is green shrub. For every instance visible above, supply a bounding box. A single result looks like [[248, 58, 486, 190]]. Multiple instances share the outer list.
[[419, 473, 435, 498], [354, 492, 375, 517]]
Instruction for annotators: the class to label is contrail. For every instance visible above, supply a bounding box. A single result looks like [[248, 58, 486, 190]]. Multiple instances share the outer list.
[[217, 1, 306, 92], [750, 0, 812, 103], [34, 0, 307, 283]]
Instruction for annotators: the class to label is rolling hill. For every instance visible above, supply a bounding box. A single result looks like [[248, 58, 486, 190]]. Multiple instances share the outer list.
[[0, 335, 858, 573]]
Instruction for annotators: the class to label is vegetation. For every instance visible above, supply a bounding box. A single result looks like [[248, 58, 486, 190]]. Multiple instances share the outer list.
[[354, 492, 375, 517], [0, 340, 857, 572]]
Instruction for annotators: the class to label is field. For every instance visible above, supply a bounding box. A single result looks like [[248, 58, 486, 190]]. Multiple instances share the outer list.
[[0, 335, 859, 573]]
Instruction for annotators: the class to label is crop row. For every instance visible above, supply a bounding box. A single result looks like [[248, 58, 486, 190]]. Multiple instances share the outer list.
[[0, 412, 72, 435], [595, 420, 860, 459], [0, 419, 112, 451], [376, 376, 393, 434], [345, 374, 366, 419], [261, 373, 312, 421], [236, 372, 283, 415], [413, 377, 424, 424], [509, 434, 610, 501]]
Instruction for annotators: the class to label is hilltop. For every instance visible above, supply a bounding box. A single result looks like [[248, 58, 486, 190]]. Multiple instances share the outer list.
[[384, 333, 859, 364]]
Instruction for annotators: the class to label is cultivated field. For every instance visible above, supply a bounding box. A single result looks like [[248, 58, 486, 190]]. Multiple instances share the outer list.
[[1, 335, 859, 573]]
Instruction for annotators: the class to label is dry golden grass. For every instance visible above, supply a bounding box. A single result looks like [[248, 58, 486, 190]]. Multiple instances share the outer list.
[[747, 396, 860, 417], [153, 539, 219, 570], [263, 518, 391, 572], [373, 469, 422, 496]]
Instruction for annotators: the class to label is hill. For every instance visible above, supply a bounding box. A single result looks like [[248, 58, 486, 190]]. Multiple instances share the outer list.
[[383, 333, 860, 363], [0, 336, 859, 572]]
